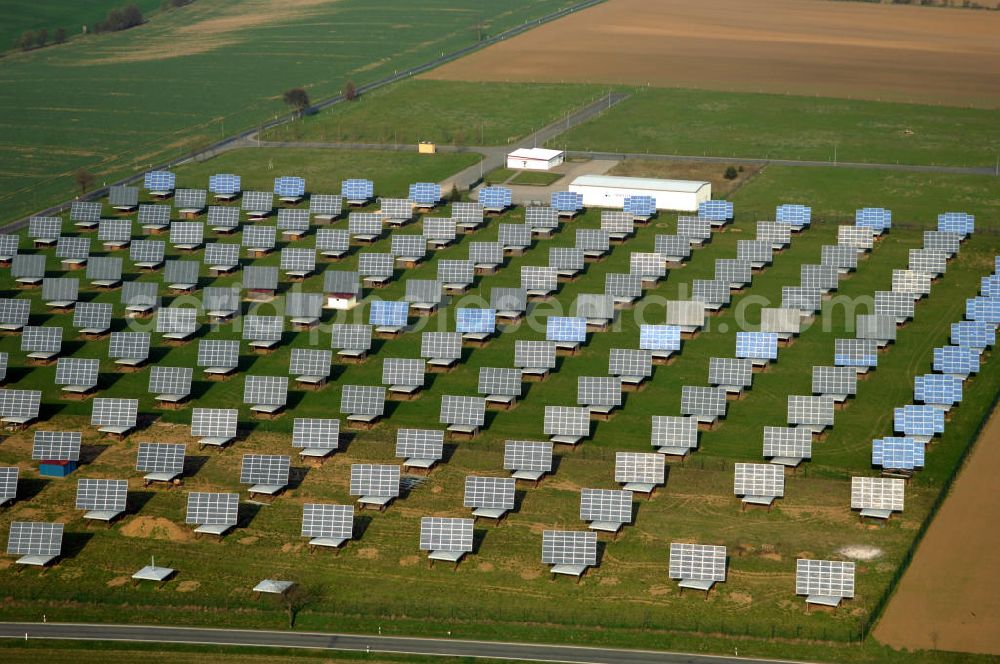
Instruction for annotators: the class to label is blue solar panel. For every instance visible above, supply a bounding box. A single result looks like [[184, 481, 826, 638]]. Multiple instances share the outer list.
[[933, 345, 979, 376], [995, 255, 999, 273], [369, 300, 408, 327], [914, 374, 963, 406], [893, 405, 945, 438], [546, 316, 586, 342], [144, 171, 176, 191], [966, 296, 1000, 324], [735, 332, 778, 360], [981, 275, 1000, 299], [872, 437, 924, 470], [409, 183, 441, 205], [479, 186, 512, 210], [698, 200, 733, 221], [950, 321, 995, 349], [342, 179, 374, 200], [208, 173, 241, 195], [551, 192, 583, 213], [855, 208, 891, 232], [274, 176, 305, 197], [456, 308, 496, 334], [623, 195, 656, 217], [937, 211, 974, 236], [775, 204, 811, 226], [639, 325, 681, 351]]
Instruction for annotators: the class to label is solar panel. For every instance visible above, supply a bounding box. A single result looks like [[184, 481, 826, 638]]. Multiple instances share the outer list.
[[204, 243, 239, 268], [966, 296, 1000, 324], [551, 191, 583, 212], [68, 203, 99, 224], [209, 173, 241, 196], [546, 316, 586, 342], [165, 260, 200, 287], [577, 377, 622, 407], [169, 222, 203, 247], [950, 321, 994, 350], [631, 252, 666, 278], [933, 345, 979, 377], [409, 182, 441, 205], [837, 226, 874, 250], [834, 338, 878, 369], [737, 240, 773, 265], [550, 248, 584, 272], [601, 211, 633, 235], [130, 239, 165, 264], [86, 256, 122, 281], [376, 199, 412, 223], [605, 273, 642, 299], [22, 326, 62, 353], [72, 302, 111, 331], [500, 224, 532, 250], [138, 204, 170, 227], [576, 229, 610, 252], [544, 406, 590, 436], [191, 408, 238, 438], [980, 275, 1000, 299], [331, 324, 372, 351], [0, 299, 28, 328], [734, 463, 784, 497], [872, 436, 924, 470], [759, 308, 800, 336], [708, 357, 752, 388], [76, 478, 127, 512], [201, 287, 241, 315], [42, 278, 78, 303], [775, 204, 811, 226], [243, 376, 288, 406], [855, 207, 891, 232], [358, 253, 394, 278], [811, 366, 857, 397], [697, 200, 732, 222], [240, 454, 290, 485], [396, 428, 444, 460], [242, 191, 274, 213], [893, 405, 945, 438], [148, 367, 192, 396], [369, 300, 408, 327], [292, 418, 340, 449], [801, 264, 839, 291], [301, 504, 353, 539], [923, 231, 961, 256], [0, 390, 41, 421], [244, 266, 278, 291], [691, 279, 730, 306], [452, 202, 484, 225], [144, 171, 176, 192], [666, 301, 706, 327], [874, 291, 914, 319], [781, 287, 822, 313], [891, 269, 932, 296], [640, 325, 682, 351], [32, 431, 81, 460], [11, 254, 45, 279], [669, 543, 727, 582], [197, 340, 239, 369], [421, 332, 462, 360], [349, 464, 399, 497], [280, 249, 316, 274], [0, 234, 18, 257], [419, 517, 473, 553], [340, 386, 386, 416], [615, 452, 664, 484], [756, 222, 791, 246], [424, 217, 457, 242], [456, 308, 495, 334], [796, 560, 854, 598], [575, 294, 614, 320], [503, 440, 553, 472], [478, 367, 522, 397], [608, 349, 652, 377], [108, 185, 138, 208], [735, 332, 778, 360], [677, 217, 712, 241], [440, 395, 486, 426], [7, 522, 63, 556], [342, 179, 374, 201], [274, 176, 306, 198], [937, 211, 974, 236], [787, 395, 835, 427], [580, 488, 633, 524], [623, 195, 656, 217], [98, 219, 132, 243], [542, 530, 597, 566], [136, 442, 185, 474], [91, 398, 138, 428], [242, 225, 276, 250], [310, 194, 343, 217], [349, 213, 382, 237], [715, 259, 751, 285], [650, 415, 698, 449], [175, 189, 206, 211], [478, 186, 512, 210], [316, 229, 350, 254], [156, 307, 197, 335], [56, 236, 90, 260], [852, 477, 904, 512], [680, 386, 727, 417], [914, 374, 963, 406], [466, 244, 501, 268], [243, 315, 283, 342], [762, 426, 812, 459], [463, 475, 515, 510], [108, 332, 150, 360], [185, 492, 238, 526], [856, 315, 896, 342], [54, 358, 98, 388], [491, 288, 527, 313], [277, 209, 310, 232], [289, 348, 331, 377], [438, 260, 474, 286], [383, 358, 425, 387], [404, 280, 442, 305], [514, 341, 556, 369], [526, 207, 559, 230]]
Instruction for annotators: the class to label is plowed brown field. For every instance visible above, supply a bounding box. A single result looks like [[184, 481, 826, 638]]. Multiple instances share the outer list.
[[425, 0, 1000, 107]]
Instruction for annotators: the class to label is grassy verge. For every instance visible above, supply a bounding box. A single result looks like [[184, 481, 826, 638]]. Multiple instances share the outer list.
[[508, 170, 564, 186]]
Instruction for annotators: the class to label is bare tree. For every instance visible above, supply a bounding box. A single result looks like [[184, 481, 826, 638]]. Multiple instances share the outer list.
[[54, 28, 67, 44], [36, 29, 48, 48], [73, 168, 95, 195], [344, 80, 358, 101], [283, 88, 311, 117], [283, 585, 313, 627]]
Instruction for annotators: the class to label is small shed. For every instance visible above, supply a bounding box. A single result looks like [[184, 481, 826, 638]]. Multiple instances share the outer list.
[[507, 148, 564, 171], [418, 142, 437, 154], [40, 460, 77, 477]]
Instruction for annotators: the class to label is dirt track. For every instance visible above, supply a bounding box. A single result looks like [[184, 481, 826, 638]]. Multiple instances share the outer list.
[[873, 403, 1000, 655], [425, 0, 1000, 108]]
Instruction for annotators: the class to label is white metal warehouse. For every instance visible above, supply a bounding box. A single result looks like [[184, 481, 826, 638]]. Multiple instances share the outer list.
[[569, 175, 711, 212], [506, 148, 565, 171]]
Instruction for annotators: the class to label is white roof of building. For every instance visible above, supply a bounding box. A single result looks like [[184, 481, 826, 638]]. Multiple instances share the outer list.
[[508, 148, 564, 161], [571, 175, 710, 193]]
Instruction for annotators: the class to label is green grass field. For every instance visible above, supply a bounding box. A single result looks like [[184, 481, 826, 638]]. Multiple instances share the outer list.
[[508, 170, 563, 186], [262, 80, 606, 147], [0, 148, 997, 664], [0, 0, 581, 226], [552, 87, 1000, 168], [0, 0, 163, 51]]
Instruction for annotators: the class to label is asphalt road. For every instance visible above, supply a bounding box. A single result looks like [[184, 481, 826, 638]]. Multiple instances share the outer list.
[[0, 622, 798, 664]]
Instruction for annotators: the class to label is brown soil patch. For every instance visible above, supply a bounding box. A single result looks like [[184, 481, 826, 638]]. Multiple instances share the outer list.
[[726, 591, 753, 607], [598, 576, 619, 586], [477, 562, 495, 572], [608, 160, 761, 198], [119, 517, 192, 542], [238, 536, 259, 545], [874, 405, 1000, 655], [519, 567, 541, 580], [398, 555, 420, 567], [649, 585, 671, 597], [425, 0, 1000, 108], [106, 576, 130, 588], [356, 547, 379, 560], [176, 580, 200, 593]]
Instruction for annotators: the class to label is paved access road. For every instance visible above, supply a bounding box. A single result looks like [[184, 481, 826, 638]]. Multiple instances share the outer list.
[[0, 622, 799, 664]]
